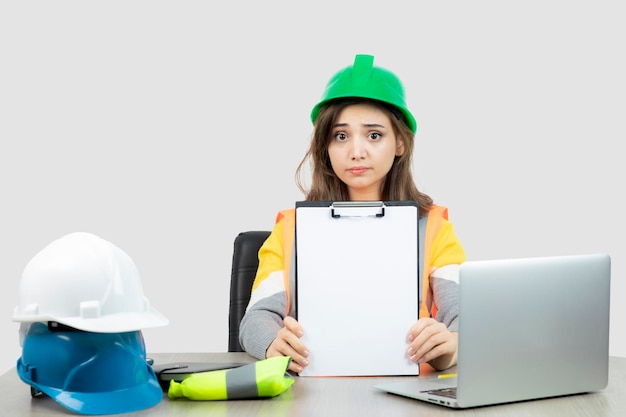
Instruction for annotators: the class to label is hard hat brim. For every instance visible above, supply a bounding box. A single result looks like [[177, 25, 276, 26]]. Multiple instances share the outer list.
[[27, 375, 163, 415], [310, 98, 417, 134], [12, 307, 169, 333]]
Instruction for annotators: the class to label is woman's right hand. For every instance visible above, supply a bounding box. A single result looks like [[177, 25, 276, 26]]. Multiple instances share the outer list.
[[266, 316, 310, 373]]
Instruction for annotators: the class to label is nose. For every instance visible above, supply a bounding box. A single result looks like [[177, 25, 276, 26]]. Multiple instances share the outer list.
[[350, 137, 367, 160]]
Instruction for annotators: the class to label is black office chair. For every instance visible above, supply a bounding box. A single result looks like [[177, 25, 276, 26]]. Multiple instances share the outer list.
[[228, 230, 271, 352]]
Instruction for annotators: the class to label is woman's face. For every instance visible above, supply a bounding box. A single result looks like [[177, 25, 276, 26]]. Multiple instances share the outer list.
[[327, 102, 404, 200]]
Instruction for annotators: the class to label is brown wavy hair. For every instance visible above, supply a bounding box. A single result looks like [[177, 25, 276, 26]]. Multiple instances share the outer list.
[[296, 98, 433, 217]]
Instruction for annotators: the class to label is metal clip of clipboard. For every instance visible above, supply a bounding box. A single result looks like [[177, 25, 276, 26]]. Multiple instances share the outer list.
[[330, 201, 385, 218]]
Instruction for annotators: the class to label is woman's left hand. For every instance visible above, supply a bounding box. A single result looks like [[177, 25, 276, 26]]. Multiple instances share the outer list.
[[406, 318, 458, 370]]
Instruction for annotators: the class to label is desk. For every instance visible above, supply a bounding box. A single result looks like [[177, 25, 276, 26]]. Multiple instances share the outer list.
[[2, 353, 625, 416]]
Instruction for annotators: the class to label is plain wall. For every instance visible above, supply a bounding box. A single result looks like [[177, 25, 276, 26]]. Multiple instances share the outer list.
[[1, 1, 624, 374]]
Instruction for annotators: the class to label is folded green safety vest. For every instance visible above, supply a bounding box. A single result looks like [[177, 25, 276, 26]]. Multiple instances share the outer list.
[[168, 356, 294, 400]]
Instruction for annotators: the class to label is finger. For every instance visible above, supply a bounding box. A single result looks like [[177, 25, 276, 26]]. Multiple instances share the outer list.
[[406, 318, 436, 342], [412, 334, 451, 363], [407, 325, 448, 362], [282, 335, 310, 368], [408, 319, 439, 346], [267, 329, 310, 372], [283, 316, 304, 337], [288, 359, 304, 373], [288, 356, 309, 373], [269, 340, 309, 373], [267, 349, 306, 373], [282, 317, 310, 359]]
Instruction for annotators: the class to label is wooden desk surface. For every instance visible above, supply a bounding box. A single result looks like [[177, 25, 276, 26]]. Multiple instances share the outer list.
[[2, 353, 625, 417]]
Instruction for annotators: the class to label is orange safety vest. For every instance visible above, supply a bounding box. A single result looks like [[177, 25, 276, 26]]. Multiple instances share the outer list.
[[275, 205, 449, 320]]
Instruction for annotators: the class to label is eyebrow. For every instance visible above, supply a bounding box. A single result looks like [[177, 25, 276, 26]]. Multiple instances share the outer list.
[[333, 122, 387, 129]]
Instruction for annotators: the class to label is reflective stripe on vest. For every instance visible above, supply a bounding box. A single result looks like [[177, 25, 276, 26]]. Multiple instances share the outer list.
[[276, 210, 295, 316], [420, 205, 448, 319], [167, 356, 294, 400]]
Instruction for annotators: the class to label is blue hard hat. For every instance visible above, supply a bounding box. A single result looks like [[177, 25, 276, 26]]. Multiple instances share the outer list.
[[16, 322, 163, 415]]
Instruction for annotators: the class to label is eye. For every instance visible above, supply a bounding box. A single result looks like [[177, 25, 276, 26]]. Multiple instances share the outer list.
[[369, 132, 382, 140], [334, 132, 348, 141]]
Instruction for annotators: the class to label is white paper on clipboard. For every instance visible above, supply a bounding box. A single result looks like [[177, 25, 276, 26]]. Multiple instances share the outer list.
[[295, 201, 419, 377]]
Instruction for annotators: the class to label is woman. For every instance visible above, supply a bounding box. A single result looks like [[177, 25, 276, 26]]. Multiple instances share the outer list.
[[239, 54, 466, 373]]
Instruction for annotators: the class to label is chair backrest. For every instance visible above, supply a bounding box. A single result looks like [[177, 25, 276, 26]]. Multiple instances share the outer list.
[[228, 230, 271, 352]]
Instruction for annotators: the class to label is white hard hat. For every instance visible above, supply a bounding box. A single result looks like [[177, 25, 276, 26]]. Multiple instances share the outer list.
[[13, 232, 169, 333]]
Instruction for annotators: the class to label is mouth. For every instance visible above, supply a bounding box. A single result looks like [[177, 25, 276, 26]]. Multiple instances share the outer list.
[[348, 167, 369, 175]]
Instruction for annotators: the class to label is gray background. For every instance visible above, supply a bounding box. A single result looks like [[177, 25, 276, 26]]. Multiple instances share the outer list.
[[1, 1, 624, 374]]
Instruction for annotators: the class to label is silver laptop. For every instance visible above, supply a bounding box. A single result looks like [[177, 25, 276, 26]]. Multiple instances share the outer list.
[[374, 253, 611, 408]]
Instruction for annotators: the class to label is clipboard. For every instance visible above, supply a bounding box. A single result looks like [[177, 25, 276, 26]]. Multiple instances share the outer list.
[[295, 201, 419, 377]]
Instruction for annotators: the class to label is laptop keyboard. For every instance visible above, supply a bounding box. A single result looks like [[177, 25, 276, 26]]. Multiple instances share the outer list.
[[423, 387, 457, 399]]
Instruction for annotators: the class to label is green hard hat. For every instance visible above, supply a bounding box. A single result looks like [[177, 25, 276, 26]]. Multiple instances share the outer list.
[[310, 54, 417, 133]]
